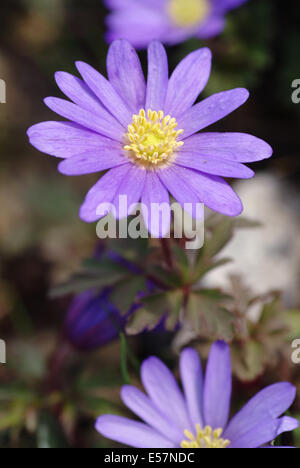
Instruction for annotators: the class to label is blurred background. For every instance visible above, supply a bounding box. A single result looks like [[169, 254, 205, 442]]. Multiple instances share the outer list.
[[0, 0, 300, 448]]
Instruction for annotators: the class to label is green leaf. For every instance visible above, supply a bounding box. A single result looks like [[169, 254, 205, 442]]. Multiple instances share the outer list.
[[231, 340, 265, 382], [187, 290, 235, 341], [50, 258, 129, 298], [126, 290, 184, 334], [37, 411, 69, 449], [200, 218, 234, 259], [110, 276, 146, 315]]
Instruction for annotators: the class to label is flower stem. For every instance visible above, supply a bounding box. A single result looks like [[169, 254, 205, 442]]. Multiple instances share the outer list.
[[160, 238, 174, 271]]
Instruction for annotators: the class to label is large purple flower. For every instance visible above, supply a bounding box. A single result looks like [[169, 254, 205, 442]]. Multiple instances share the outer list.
[[27, 40, 272, 237], [96, 341, 298, 448], [104, 0, 249, 48]]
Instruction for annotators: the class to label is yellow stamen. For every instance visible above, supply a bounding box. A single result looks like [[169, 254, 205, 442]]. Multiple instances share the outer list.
[[124, 109, 184, 169], [181, 424, 230, 449], [168, 0, 210, 28]]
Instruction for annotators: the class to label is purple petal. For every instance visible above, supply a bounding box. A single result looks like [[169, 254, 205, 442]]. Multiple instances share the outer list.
[[174, 166, 243, 216], [76, 61, 132, 127], [158, 166, 204, 220], [215, 0, 248, 12], [112, 165, 146, 219], [203, 341, 232, 430], [164, 48, 212, 118], [54, 71, 105, 114], [79, 164, 131, 222], [228, 418, 280, 449], [27, 121, 117, 158], [196, 15, 226, 39], [141, 172, 171, 238], [96, 415, 176, 448], [44, 97, 124, 141], [141, 356, 192, 432], [107, 39, 146, 113], [182, 133, 273, 163], [58, 149, 126, 175], [276, 416, 299, 436], [121, 385, 183, 443], [175, 151, 254, 178], [178, 89, 250, 139], [106, 8, 168, 50], [224, 383, 297, 441], [145, 41, 169, 112], [180, 348, 204, 428]]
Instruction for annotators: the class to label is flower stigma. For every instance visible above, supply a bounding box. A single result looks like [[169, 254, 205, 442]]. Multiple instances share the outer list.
[[181, 424, 230, 449], [168, 0, 210, 28], [124, 109, 184, 169]]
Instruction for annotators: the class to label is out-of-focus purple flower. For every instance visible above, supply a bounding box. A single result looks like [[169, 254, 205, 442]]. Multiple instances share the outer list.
[[64, 287, 137, 351], [104, 0, 249, 48], [28, 40, 272, 237], [96, 341, 298, 448], [64, 249, 156, 351]]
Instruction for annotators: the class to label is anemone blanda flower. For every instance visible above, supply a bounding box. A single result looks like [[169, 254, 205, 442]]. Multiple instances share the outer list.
[[104, 0, 248, 48], [96, 341, 298, 448], [27, 40, 272, 237], [64, 249, 159, 351]]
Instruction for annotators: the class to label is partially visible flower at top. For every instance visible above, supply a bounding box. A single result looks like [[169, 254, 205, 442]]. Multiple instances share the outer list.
[[96, 341, 298, 448], [104, 0, 249, 48], [27, 40, 272, 238], [64, 250, 156, 351]]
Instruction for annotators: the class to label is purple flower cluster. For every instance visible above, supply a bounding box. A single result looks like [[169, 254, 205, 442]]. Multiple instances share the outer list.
[[96, 341, 298, 448], [28, 40, 272, 237], [104, 0, 249, 48]]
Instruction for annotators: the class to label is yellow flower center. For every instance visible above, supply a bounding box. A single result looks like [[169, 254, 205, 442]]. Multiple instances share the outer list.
[[168, 0, 211, 28], [124, 109, 184, 169], [181, 424, 230, 449]]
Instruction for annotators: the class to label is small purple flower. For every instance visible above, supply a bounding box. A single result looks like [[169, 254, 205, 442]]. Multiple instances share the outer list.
[[28, 40, 272, 237], [64, 249, 156, 351], [96, 341, 298, 448], [104, 0, 249, 48], [64, 287, 135, 351]]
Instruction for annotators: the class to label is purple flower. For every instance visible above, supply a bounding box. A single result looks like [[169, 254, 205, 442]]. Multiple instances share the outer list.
[[27, 40, 272, 237], [104, 0, 249, 48], [95, 341, 298, 448], [64, 287, 135, 351], [64, 249, 157, 351]]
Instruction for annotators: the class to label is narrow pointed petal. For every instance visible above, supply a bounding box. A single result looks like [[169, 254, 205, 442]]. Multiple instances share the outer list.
[[203, 341, 232, 430], [174, 166, 243, 216], [141, 171, 171, 238], [180, 348, 204, 428], [76, 61, 132, 127], [225, 383, 297, 441], [276, 417, 299, 436], [112, 165, 147, 219], [54, 71, 105, 114], [179, 89, 250, 139], [228, 418, 280, 449], [145, 41, 169, 112], [107, 39, 146, 113], [79, 164, 131, 222], [165, 48, 212, 118], [158, 167, 204, 220], [121, 386, 183, 443], [27, 121, 117, 158], [175, 151, 254, 178], [44, 97, 124, 141], [58, 149, 126, 175], [96, 415, 176, 448], [141, 356, 192, 432], [182, 133, 273, 162]]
